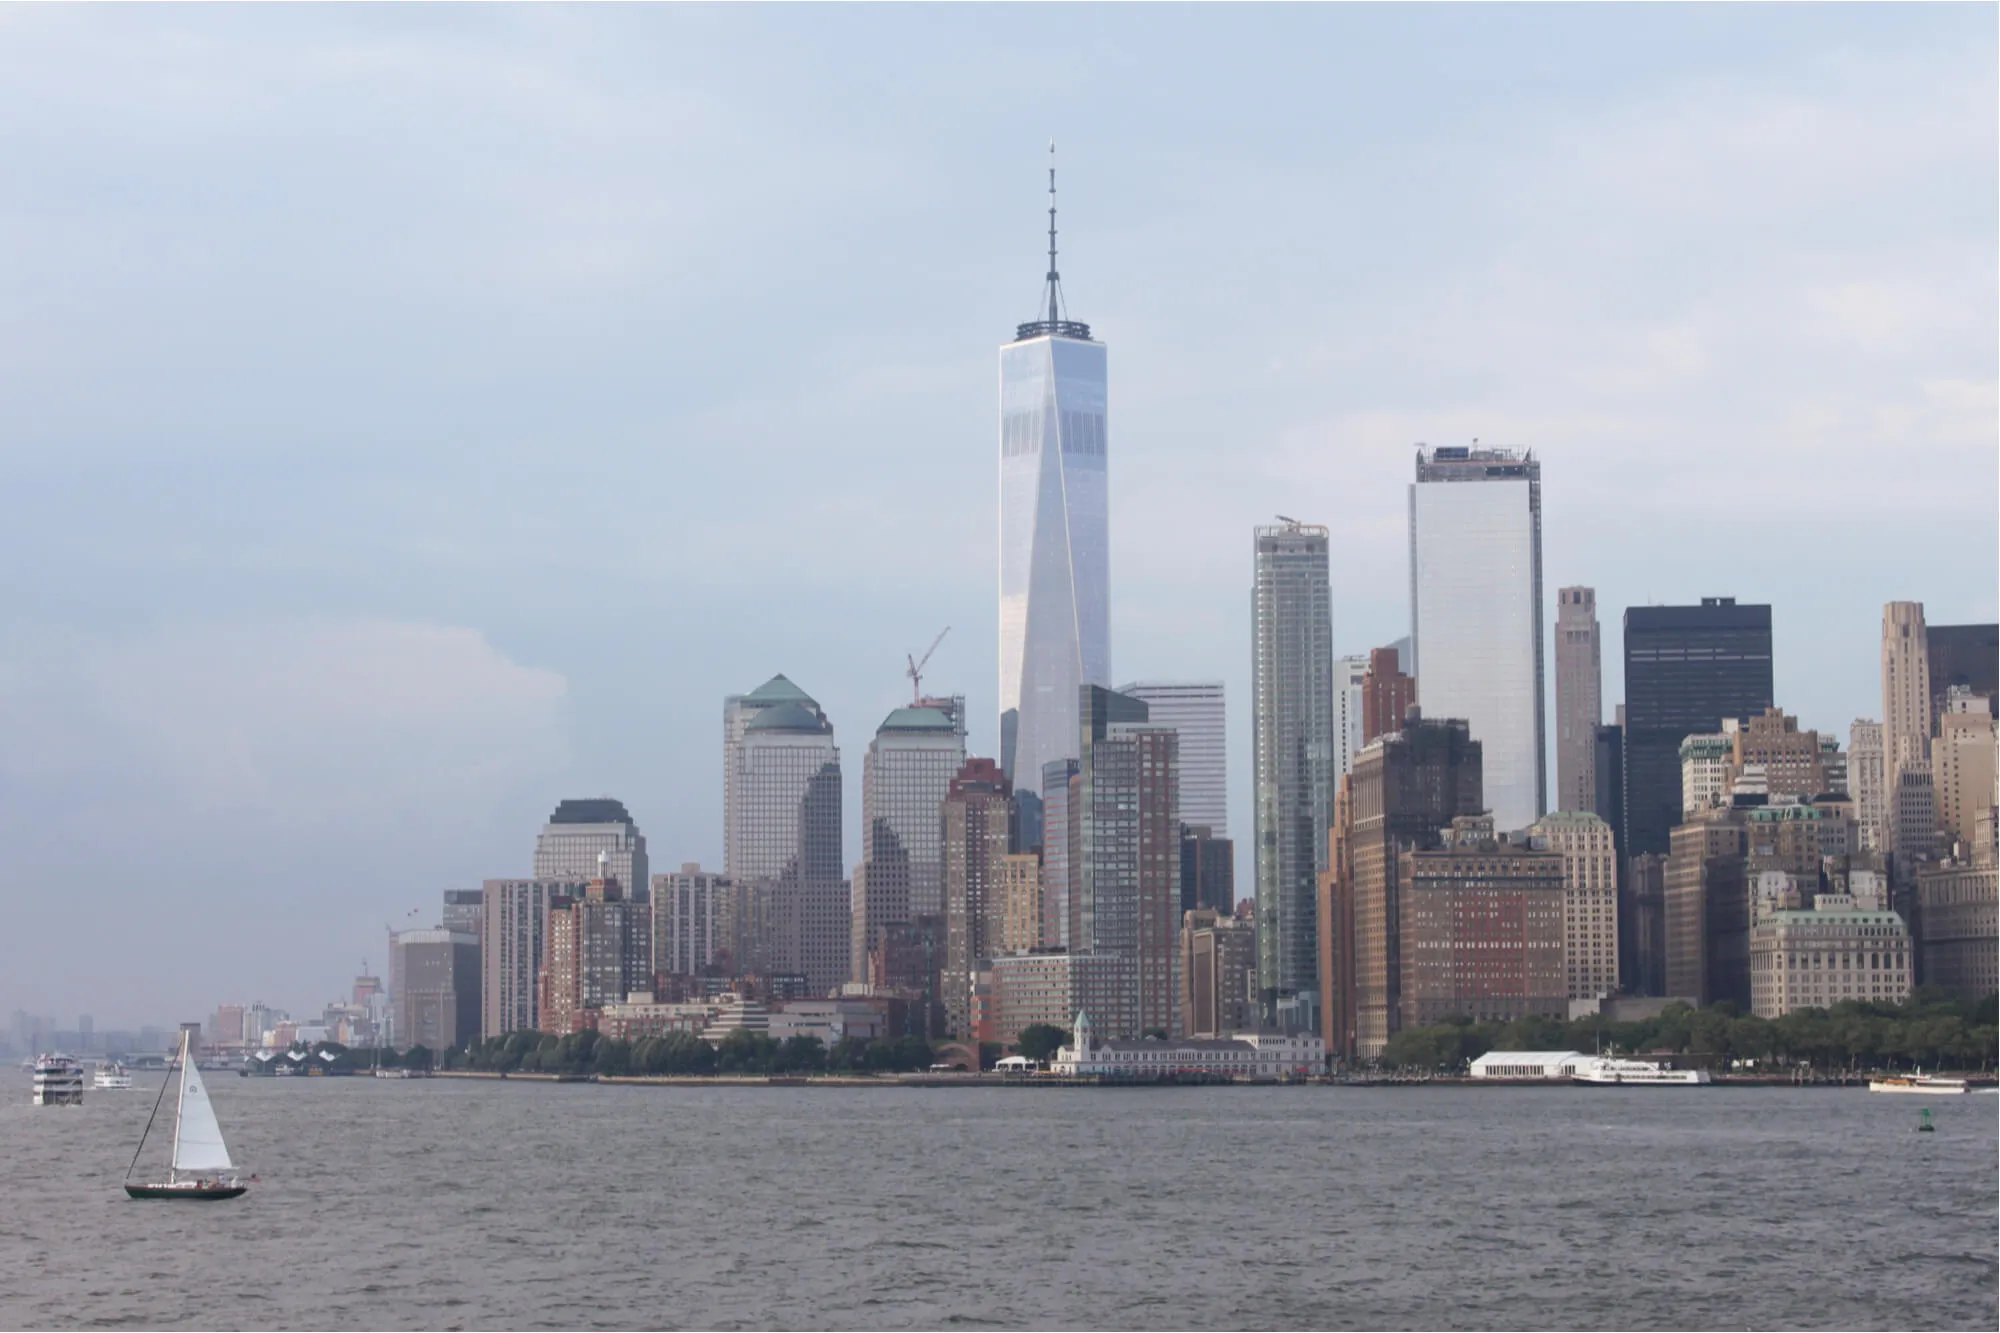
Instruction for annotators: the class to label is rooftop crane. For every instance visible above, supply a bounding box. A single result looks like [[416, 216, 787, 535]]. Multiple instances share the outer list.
[[907, 626, 950, 704]]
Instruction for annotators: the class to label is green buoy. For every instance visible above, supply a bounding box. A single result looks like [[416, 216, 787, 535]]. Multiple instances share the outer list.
[[1917, 1107, 1935, 1133]]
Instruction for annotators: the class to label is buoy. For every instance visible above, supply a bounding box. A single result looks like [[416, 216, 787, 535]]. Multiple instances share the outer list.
[[1917, 1108, 1935, 1133]]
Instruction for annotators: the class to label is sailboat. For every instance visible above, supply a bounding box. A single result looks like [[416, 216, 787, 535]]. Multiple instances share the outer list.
[[124, 1031, 248, 1200]]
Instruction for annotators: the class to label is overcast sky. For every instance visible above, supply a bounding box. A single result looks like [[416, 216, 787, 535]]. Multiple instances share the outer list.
[[1, 6, 1992, 1029]]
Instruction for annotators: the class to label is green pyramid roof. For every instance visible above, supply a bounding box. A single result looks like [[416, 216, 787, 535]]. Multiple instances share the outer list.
[[743, 674, 816, 707]]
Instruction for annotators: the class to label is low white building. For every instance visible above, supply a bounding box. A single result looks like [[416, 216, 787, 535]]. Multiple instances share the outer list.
[[1049, 1012, 1322, 1079], [1468, 1050, 1588, 1080]]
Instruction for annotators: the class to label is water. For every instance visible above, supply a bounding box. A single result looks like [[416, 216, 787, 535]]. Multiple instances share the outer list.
[[4, 1076, 1994, 1330]]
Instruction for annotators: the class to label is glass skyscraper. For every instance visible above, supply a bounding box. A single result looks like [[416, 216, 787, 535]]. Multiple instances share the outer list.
[[1409, 446, 1546, 834], [998, 161, 1109, 788], [1252, 520, 1336, 1032]]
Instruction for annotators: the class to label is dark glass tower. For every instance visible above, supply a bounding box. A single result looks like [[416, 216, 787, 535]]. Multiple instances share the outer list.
[[1620, 597, 1774, 857]]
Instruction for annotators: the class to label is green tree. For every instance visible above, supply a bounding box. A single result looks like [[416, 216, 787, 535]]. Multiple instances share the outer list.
[[1014, 1024, 1069, 1063], [827, 1036, 872, 1072], [716, 1028, 778, 1074], [776, 1035, 828, 1074]]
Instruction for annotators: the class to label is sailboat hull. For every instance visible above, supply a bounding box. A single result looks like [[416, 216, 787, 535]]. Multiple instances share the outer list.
[[124, 1182, 247, 1201]]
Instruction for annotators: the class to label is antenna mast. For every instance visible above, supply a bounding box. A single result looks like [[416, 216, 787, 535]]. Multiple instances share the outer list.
[[1047, 140, 1060, 325]]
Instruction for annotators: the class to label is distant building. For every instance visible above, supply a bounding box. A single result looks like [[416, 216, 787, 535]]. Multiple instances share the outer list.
[[1038, 758, 1080, 948], [442, 889, 484, 939], [987, 950, 1134, 1048], [1850, 720, 1887, 852], [1916, 845, 1997, 1004], [534, 798, 649, 905], [538, 878, 651, 1037], [1925, 623, 1999, 721], [1179, 907, 1257, 1037], [1118, 681, 1226, 835], [1527, 810, 1620, 1000], [1663, 809, 1749, 1009], [942, 759, 1015, 1038], [481, 878, 587, 1037], [1179, 824, 1235, 916], [1626, 852, 1668, 998], [1750, 899, 1912, 1019], [1554, 587, 1602, 815], [1410, 445, 1545, 834], [1051, 1010, 1322, 1079], [1680, 731, 1737, 817], [1360, 646, 1417, 748], [1337, 653, 1370, 780], [850, 704, 966, 984], [1399, 816, 1568, 1029], [870, 915, 946, 1038], [651, 864, 733, 978], [1881, 602, 1933, 783], [1000, 852, 1042, 955], [1933, 689, 1997, 848], [1252, 519, 1336, 1030], [390, 928, 479, 1050]]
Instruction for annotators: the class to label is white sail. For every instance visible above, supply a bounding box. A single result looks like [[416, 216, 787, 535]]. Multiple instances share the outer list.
[[171, 1056, 234, 1173]]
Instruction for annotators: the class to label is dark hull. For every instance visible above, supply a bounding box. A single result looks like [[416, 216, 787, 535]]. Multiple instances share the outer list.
[[124, 1184, 247, 1201]]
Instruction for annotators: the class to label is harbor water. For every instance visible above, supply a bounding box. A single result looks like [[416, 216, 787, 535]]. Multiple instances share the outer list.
[[3, 1077, 1994, 1330]]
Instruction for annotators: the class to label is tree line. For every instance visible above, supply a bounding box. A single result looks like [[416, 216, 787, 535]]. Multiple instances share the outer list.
[[449, 1028, 943, 1077], [1376, 990, 1999, 1073]]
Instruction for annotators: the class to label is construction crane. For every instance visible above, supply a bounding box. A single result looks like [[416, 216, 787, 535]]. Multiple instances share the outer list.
[[907, 627, 950, 704]]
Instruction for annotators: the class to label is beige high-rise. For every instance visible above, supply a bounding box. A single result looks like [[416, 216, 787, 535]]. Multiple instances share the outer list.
[[1934, 690, 1998, 849], [1849, 721, 1887, 852], [1553, 587, 1601, 814], [1882, 602, 1932, 780], [1527, 811, 1620, 1000]]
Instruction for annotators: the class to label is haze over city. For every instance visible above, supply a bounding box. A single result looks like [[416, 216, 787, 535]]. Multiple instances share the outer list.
[[1, 4, 1993, 1026]]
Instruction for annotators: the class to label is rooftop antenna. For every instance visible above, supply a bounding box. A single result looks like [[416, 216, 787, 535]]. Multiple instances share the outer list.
[[1046, 139, 1061, 326], [907, 626, 951, 704]]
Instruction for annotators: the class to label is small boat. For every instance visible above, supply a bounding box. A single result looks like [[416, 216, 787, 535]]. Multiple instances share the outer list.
[[124, 1032, 248, 1201], [94, 1062, 134, 1091], [1868, 1073, 1969, 1095], [32, 1053, 85, 1105]]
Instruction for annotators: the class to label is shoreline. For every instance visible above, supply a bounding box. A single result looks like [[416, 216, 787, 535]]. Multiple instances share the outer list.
[[420, 1069, 1998, 1090]]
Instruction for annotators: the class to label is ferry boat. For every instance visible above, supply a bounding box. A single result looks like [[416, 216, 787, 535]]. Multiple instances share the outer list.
[[1572, 1056, 1711, 1086], [1868, 1073, 1968, 1095], [32, 1053, 86, 1105], [94, 1062, 134, 1090]]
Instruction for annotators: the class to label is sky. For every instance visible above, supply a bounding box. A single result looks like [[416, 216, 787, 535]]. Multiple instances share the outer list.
[[0, 5, 1993, 1029]]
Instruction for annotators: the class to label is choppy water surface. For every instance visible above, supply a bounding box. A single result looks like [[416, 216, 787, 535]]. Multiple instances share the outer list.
[[2, 1077, 1994, 1330]]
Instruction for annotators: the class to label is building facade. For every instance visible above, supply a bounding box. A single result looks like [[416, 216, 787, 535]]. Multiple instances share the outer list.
[[850, 705, 966, 983], [1750, 902, 1912, 1018], [1360, 646, 1417, 749], [1554, 586, 1602, 816], [1117, 681, 1226, 835], [986, 950, 1133, 1048], [1039, 758, 1080, 948], [1850, 720, 1887, 852], [1527, 810, 1620, 1000], [1916, 853, 1999, 1003], [389, 928, 479, 1051], [1409, 445, 1544, 834], [1052, 1011, 1322, 1078], [651, 864, 733, 979], [1881, 601, 1932, 782], [942, 759, 1016, 1037], [1663, 811, 1749, 1008], [1252, 519, 1336, 1030], [481, 877, 588, 1038], [442, 889, 484, 939], [1179, 907, 1258, 1037], [1337, 652, 1370, 781], [1180, 825, 1235, 916], [538, 879, 652, 1037], [1933, 690, 1997, 848], [1399, 817, 1568, 1029], [998, 180, 1109, 791], [534, 799, 649, 904], [1926, 623, 1999, 720]]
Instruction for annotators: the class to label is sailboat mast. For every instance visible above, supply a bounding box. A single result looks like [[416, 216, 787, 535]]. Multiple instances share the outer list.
[[167, 1030, 190, 1183]]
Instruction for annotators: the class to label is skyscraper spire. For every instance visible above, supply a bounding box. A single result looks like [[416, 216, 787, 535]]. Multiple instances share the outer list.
[[1047, 139, 1061, 326], [1017, 141, 1090, 342]]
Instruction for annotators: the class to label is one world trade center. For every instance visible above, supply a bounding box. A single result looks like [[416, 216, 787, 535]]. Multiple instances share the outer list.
[[998, 148, 1109, 806]]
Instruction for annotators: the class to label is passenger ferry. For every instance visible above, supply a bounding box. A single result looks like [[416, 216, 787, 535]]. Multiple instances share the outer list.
[[32, 1053, 86, 1105], [1868, 1073, 1968, 1095], [1572, 1056, 1710, 1086], [93, 1062, 134, 1090]]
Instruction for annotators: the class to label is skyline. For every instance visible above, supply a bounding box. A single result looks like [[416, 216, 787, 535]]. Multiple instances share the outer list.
[[2, 5, 1995, 1024]]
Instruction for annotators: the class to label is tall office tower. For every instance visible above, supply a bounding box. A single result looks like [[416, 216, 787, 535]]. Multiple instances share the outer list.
[[1626, 852, 1667, 997], [1179, 907, 1257, 1037], [1663, 809, 1749, 1007], [999, 852, 1043, 955], [480, 878, 587, 1037], [1180, 825, 1235, 915], [1851, 721, 1887, 851], [1039, 758, 1080, 948], [1554, 587, 1602, 814], [728, 682, 846, 996], [849, 705, 966, 983], [1526, 811, 1620, 1000], [1252, 519, 1336, 1031], [538, 877, 652, 1037], [534, 799, 649, 904], [1360, 645, 1417, 746], [389, 928, 480, 1051], [1400, 815, 1569, 1030], [999, 156, 1109, 790], [1322, 713, 1484, 1059], [1925, 623, 1999, 720], [1075, 686, 1182, 1038], [1594, 717, 1625, 841], [651, 864, 733, 979], [724, 674, 817, 874], [1336, 653, 1370, 778], [1621, 597, 1774, 866], [1409, 446, 1545, 833], [1935, 690, 1998, 846], [442, 889, 484, 939], [941, 759, 1015, 1037], [1118, 681, 1225, 833], [1882, 602, 1933, 779]]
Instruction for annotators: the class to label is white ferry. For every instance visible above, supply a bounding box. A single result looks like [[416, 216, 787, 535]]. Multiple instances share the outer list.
[[32, 1053, 85, 1105], [1573, 1056, 1710, 1086], [93, 1062, 134, 1090], [1868, 1073, 1968, 1095]]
